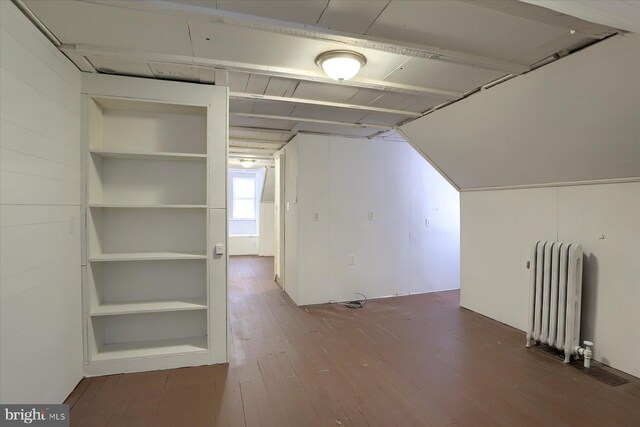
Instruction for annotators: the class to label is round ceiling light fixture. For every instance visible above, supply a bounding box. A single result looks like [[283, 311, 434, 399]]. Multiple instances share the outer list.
[[239, 159, 255, 168], [316, 50, 367, 82]]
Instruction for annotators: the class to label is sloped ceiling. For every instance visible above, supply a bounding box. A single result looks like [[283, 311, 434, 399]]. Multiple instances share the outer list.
[[520, 0, 640, 33], [400, 33, 640, 190]]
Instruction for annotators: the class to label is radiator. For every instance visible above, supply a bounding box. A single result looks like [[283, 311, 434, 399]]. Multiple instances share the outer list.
[[526, 241, 585, 363]]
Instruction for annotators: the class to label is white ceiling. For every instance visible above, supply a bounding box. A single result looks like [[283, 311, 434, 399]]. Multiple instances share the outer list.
[[400, 33, 640, 189], [21, 0, 622, 160], [521, 0, 640, 33]]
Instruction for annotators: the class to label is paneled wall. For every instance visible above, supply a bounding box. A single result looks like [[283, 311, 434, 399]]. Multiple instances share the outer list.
[[0, 1, 83, 403], [461, 182, 640, 378], [399, 30, 640, 378], [282, 134, 460, 305]]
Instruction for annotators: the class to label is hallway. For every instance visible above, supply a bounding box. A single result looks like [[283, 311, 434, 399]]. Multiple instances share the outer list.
[[66, 256, 640, 426]]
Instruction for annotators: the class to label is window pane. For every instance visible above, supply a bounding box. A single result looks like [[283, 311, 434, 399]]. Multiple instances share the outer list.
[[233, 177, 255, 198], [233, 199, 255, 219]]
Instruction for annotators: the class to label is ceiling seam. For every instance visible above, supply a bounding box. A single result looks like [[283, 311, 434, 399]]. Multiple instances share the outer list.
[[363, 0, 393, 35], [186, 20, 195, 57], [383, 57, 413, 80], [315, 0, 331, 25]]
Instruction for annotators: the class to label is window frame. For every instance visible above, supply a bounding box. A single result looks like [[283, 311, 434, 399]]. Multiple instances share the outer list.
[[230, 173, 258, 221]]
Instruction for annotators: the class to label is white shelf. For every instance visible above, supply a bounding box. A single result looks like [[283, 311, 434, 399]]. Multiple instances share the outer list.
[[90, 149, 206, 161], [90, 252, 207, 262], [82, 83, 226, 375], [92, 336, 208, 362], [91, 298, 207, 316], [89, 204, 207, 209]]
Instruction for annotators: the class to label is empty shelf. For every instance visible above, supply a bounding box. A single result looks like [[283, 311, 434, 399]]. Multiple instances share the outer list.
[[92, 336, 208, 361], [90, 252, 207, 262], [89, 204, 207, 209], [90, 149, 206, 161], [91, 298, 207, 316]]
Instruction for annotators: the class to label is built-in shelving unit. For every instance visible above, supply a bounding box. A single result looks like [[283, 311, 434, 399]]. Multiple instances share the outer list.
[[89, 252, 208, 262], [91, 336, 209, 362], [89, 149, 207, 161], [91, 298, 208, 316], [89, 204, 207, 209], [81, 75, 228, 376]]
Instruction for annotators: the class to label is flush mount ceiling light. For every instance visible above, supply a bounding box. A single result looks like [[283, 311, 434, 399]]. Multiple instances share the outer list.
[[316, 50, 367, 82], [239, 159, 255, 168]]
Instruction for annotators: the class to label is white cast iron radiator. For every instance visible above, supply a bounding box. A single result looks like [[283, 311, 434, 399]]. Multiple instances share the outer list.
[[526, 241, 593, 367]]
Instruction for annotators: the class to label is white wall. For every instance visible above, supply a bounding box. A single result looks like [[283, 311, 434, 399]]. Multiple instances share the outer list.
[[258, 168, 275, 257], [282, 134, 460, 305], [399, 30, 640, 378], [258, 202, 275, 256], [410, 149, 461, 294], [261, 167, 275, 202], [229, 236, 259, 255], [284, 140, 299, 303], [0, 1, 83, 403], [461, 182, 640, 378]]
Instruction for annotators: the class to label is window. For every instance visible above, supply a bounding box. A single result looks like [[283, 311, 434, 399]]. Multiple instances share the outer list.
[[232, 175, 256, 220]]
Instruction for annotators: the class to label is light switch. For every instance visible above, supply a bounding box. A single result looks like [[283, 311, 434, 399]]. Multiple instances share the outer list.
[[425, 218, 431, 227], [314, 212, 320, 221], [286, 202, 290, 212], [349, 255, 355, 265], [368, 211, 375, 220], [215, 243, 225, 255]]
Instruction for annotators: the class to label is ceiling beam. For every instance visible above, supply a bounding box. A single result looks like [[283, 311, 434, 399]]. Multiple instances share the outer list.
[[13, 0, 61, 46], [230, 126, 294, 135], [229, 147, 279, 154], [231, 112, 393, 130], [229, 138, 286, 148], [230, 92, 422, 117], [87, 0, 530, 75], [59, 44, 462, 99], [228, 153, 275, 159]]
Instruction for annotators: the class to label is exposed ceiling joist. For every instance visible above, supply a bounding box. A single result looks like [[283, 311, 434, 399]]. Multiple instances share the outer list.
[[229, 138, 286, 147], [230, 92, 422, 117], [231, 112, 393, 130], [230, 126, 294, 135], [229, 137, 285, 147], [60, 44, 462, 99], [13, 0, 61, 46], [229, 147, 278, 154], [89, 0, 531, 75], [228, 153, 275, 160]]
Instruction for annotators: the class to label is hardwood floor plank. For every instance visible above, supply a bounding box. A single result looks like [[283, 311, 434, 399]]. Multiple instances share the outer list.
[[66, 255, 640, 426]]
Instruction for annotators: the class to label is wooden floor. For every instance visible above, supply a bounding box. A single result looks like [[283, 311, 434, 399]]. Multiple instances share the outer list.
[[67, 256, 640, 426]]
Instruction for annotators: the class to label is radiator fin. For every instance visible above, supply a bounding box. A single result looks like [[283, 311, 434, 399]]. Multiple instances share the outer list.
[[527, 241, 583, 363]]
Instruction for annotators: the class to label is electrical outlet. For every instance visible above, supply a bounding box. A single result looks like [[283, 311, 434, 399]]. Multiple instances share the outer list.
[[425, 218, 431, 227], [368, 211, 375, 220], [314, 212, 320, 221], [349, 255, 355, 265]]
